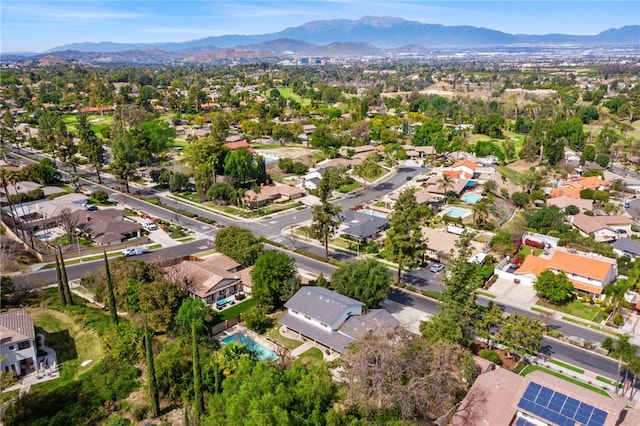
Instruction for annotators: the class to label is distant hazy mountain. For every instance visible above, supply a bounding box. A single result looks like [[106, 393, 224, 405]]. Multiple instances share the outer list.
[[48, 16, 640, 53]]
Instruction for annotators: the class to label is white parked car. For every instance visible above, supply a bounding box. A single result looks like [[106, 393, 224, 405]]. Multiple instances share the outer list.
[[122, 246, 150, 257], [430, 263, 445, 273], [142, 220, 158, 231]]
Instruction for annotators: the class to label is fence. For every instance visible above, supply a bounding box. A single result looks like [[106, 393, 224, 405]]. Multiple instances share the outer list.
[[209, 316, 241, 337]]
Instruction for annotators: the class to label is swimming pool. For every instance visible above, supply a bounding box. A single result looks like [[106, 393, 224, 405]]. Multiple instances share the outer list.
[[361, 209, 386, 218], [443, 207, 472, 219], [221, 332, 278, 361], [464, 194, 481, 204]]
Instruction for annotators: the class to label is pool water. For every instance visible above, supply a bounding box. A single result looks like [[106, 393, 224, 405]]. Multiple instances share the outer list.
[[361, 209, 386, 218], [221, 333, 278, 361], [444, 207, 471, 218], [464, 194, 481, 204]]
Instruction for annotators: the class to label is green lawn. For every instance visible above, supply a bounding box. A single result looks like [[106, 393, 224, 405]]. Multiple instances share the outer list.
[[215, 298, 258, 323], [299, 347, 324, 360], [537, 299, 605, 323], [520, 365, 611, 397], [28, 307, 103, 382], [266, 313, 304, 350]]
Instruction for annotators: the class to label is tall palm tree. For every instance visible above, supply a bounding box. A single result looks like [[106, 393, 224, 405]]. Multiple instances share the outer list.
[[438, 175, 455, 203], [472, 199, 491, 227]]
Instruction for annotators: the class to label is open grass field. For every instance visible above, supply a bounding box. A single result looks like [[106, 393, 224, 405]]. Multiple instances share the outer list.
[[27, 307, 103, 382], [276, 87, 311, 106], [61, 114, 113, 137]]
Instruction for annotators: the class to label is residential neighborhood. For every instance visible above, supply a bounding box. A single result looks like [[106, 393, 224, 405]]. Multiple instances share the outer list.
[[1, 20, 640, 425]]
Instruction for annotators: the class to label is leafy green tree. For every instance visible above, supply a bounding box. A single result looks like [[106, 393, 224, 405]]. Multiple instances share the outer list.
[[21, 158, 59, 185], [525, 205, 566, 234], [0, 275, 15, 307], [110, 134, 139, 192], [412, 120, 446, 149], [214, 358, 338, 425], [500, 313, 545, 359], [132, 120, 176, 166], [581, 144, 596, 163], [422, 234, 483, 345], [168, 171, 189, 192], [511, 191, 530, 208], [103, 251, 118, 325], [604, 280, 631, 321], [330, 258, 392, 308], [475, 301, 504, 345], [250, 250, 299, 310], [384, 188, 427, 283], [242, 307, 274, 334], [534, 270, 574, 304], [214, 226, 263, 267], [310, 176, 342, 260], [223, 148, 260, 189], [595, 153, 610, 168]]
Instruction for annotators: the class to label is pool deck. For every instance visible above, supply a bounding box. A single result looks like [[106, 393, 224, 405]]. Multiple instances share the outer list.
[[217, 324, 281, 356]]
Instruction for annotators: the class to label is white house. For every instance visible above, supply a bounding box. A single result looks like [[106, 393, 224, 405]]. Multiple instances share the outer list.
[[515, 248, 617, 296], [279, 286, 399, 354], [0, 308, 38, 376]]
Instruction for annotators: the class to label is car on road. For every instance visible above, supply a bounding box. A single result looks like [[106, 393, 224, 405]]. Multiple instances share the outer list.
[[624, 202, 630, 208], [83, 204, 98, 211], [406, 176, 412, 181], [429, 263, 445, 273], [122, 246, 150, 257]]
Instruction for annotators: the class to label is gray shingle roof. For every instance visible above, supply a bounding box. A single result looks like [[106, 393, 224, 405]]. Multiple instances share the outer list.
[[280, 313, 354, 352], [0, 308, 35, 345], [284, 286, 364, 327], [613, 238, 640, 256]]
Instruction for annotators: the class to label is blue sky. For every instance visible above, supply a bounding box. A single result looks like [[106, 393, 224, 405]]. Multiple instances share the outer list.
[[2, 1, 638, 52]]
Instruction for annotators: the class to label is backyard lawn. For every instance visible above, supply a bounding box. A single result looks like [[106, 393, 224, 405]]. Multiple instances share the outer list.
[[265, 312, 304, 350], [299, 347, 324, 360], [27, 308, 103, 382]]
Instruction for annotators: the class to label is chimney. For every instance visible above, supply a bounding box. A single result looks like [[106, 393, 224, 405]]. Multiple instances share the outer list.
[[86, 215, 91, 222]]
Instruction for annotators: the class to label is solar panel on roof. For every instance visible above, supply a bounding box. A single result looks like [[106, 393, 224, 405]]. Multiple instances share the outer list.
[[515, 417, 538, 426], [517, 382, 608, 426]]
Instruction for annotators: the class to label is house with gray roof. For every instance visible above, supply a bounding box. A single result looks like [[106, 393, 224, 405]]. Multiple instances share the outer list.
[[0, 308, 37, 376], [338, 210, 388, 241], [613, 238, 640, 258], [279, 286, 400, 354]]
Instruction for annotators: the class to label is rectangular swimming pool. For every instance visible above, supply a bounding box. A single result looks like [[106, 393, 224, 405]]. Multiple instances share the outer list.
[[361, 209, 386, 218], [444, 207, 472, 218], [221, 332, 278, 361]]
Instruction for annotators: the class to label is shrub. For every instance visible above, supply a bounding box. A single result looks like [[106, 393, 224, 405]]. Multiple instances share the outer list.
[[546, 329, 564, 339], [92, 190, 109, 203], [613, 314, 624, 326], [479, 349, 501, 365], [131, 405, 149, 421]]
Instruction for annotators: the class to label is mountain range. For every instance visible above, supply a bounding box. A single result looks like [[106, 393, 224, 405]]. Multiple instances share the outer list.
[[4, 16, 638, 64]]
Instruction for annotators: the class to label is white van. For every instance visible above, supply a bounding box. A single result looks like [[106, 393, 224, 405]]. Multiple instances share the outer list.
[[143, 220, 158, 231]]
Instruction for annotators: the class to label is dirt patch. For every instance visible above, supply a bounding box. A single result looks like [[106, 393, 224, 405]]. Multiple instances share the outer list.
[[471, 341, 520, 371]]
